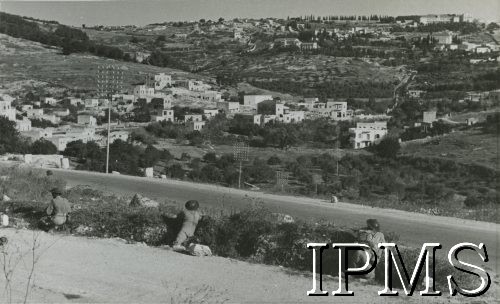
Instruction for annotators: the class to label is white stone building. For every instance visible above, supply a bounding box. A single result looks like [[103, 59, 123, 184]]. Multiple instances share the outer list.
[[84, 99, 99, 108], [133, 85, 155, 98], [15, 118, 32, 132], [21, 105, 33, 112], [26, 108, 44, 119], [69, 98, 83, 106], [423, 111, 437, 124], [176, 80, 209, 92], [432, 31, 453, 45], [43, 97, 58, 105], [243, 95, 273, 109], [326, 101, 353, 120], [184, 114, 203, 122], [154, 73, 172, 90], [187, 120, 206, 131], [21, 128, 53, 141], [151, 109, 174, 122], [203, 109, 220, 118], [349, 121, 388, 149], [77, 114, 97, 126], [0, 95, 16, 121], [217, 101, 239, 114]]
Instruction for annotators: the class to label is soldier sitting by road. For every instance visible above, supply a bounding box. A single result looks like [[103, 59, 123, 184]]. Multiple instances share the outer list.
[[40, 187, 72, 232], [352, 219, 386, 279], [172, 200, 202, 252], [0, 236, 7, 250]]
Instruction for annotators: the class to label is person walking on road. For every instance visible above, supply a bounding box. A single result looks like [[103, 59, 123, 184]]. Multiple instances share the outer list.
[[172, 200, 201, 251]]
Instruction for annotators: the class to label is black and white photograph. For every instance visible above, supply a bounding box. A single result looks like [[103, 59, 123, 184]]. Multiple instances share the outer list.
[[0, 0, 498, 303]]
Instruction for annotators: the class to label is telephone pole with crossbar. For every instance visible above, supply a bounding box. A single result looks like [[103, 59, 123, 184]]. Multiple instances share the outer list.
[[233, 140, 249, 189], [97, 65, 123, 174]]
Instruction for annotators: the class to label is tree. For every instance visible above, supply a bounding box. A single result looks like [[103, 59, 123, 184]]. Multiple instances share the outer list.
[[200, 164, 223, 182], [257, 100, 276, 115], [267, 155, 281, 165], [63, 140, 87, 159], [372, 137, 400, 158], [142, 145, 160, 167], [216, 154, 235, 170], [30, 118, 56, 128], [30, 139, 58, 155], [156, 35, 166, 42], [0, 117, 29, 154], [245, 158, 274, 183], [168, 163, 185, 179], [108, 140, 141, 175], [486, 22, 500, 33], [483, 113, 499, 134], [203, 152, 217, 163]]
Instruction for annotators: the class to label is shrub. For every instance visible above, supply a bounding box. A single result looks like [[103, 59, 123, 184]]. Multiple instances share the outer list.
[[31, 138, 57, 154], [0, 167, 65, 201], [267, 155, 281, 165], [372, 137, 401, 158], [167, 163, 185, 179]]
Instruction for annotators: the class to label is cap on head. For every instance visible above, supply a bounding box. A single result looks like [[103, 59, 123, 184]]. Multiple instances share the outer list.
[[50, 187, 63, 196], [185, 200, 199, 211], [0, 236, 7, 246], [46, 170, 53, 176], [366, 219, 380, 231]]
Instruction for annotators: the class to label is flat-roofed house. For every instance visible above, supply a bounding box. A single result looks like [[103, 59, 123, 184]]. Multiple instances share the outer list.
[[243, 95, 273, 109], [0, 94, 16, 121], [151, 109, 174, 122], [187, 120, 206, 131], [349, 121, 388, 149]]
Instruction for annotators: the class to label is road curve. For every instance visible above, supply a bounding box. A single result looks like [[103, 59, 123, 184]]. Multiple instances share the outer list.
[[44, 168, 500, 273]]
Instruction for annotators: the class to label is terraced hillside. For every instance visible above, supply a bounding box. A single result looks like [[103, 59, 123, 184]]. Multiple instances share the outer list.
[[0, 33, 208, 95]]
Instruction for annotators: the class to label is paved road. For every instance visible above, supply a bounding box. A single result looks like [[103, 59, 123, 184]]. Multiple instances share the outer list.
[[48, 168, 500, 273]]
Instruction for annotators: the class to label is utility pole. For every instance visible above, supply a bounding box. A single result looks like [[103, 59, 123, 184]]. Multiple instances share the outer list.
[[233, 140, 249, 189], [97, 65, 123, 174], [276, 171, 289, 192], [335, 124, 340, 177]]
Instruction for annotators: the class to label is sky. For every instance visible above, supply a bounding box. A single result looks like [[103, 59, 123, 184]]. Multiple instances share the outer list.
[[0, 0, 498, 27]]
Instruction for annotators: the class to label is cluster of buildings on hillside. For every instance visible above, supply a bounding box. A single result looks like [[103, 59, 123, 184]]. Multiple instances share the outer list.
[[1, 92, 129, 151], [418, 14, 474, 25], [215, 94, 392, 149], [107, 11, 496, 65], [420, 31, 500, 56], [0, 71, 223, 151], [3, 64, 497, 153]]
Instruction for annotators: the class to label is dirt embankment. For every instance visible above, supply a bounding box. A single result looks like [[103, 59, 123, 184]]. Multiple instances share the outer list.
[[1, 228, 496, 303]]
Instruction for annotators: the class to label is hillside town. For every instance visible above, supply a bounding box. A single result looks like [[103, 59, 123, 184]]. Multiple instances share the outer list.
[[0, 3, 499, 303]]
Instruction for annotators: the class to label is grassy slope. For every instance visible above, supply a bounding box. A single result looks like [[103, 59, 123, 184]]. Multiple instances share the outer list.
[[0, 33, 208, 94], [400, 128, 499, 169]]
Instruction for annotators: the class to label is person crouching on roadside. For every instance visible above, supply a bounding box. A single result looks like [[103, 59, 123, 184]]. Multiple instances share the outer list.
[[172, 200, 201, 251], [41, 187, 71, 232], [352, 219, 386, 279], [0, 236, 7, 251]]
